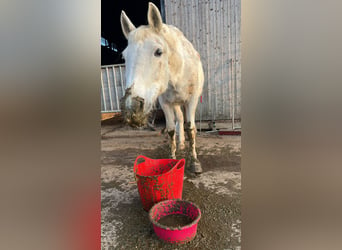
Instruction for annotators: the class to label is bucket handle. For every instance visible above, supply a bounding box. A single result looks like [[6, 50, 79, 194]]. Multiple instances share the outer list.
[[134, 155, 151, 167], [133, 155, 152, 175], [172, 158, 185, 173]]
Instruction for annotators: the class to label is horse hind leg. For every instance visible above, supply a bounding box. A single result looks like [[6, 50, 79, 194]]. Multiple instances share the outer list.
[[167, 130, 177, 159], [159, 100, 177, 159]]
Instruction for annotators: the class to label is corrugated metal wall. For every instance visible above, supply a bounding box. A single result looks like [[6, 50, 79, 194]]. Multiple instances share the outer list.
[[164, 0, 241, 120], [101, 64, 126, 112]]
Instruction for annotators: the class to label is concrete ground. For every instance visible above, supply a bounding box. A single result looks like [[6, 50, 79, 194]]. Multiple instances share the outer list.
[[101, 121, 241, 249]]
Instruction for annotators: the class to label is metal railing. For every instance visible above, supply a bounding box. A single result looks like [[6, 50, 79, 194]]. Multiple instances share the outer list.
[[101, 64, 126, 113]]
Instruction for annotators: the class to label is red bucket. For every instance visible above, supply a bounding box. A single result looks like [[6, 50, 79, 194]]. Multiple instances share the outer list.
[[134, 155, 185, 211], [149, 199, 201, 244]]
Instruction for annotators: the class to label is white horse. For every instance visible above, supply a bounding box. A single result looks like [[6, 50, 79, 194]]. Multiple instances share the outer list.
[[120, 2, 204, 173]]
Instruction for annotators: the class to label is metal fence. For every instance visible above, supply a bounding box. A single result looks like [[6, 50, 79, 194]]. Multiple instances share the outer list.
[[101, 64, 126, 113]]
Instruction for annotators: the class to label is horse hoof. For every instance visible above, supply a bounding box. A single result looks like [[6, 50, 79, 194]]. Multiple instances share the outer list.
[[190, 159, 202, 174]]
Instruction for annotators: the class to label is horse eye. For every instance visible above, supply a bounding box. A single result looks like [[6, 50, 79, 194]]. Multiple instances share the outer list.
[[154, 48, 163, 57]]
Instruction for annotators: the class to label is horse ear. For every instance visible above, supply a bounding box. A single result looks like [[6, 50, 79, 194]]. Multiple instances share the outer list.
[[148, 2, 163, 32], [121, 11, 136, 39]]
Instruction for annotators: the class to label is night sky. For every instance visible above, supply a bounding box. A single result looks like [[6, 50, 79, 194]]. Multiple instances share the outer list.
[[101, 0, 161, 65]]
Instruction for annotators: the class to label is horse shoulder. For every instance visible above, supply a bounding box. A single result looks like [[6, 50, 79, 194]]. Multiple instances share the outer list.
[[162, 25, 201, 86], [161, 26, 184, 76]]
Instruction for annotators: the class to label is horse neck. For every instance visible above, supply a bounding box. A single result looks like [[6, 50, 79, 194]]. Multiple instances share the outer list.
[[161, 25, 185, 82]]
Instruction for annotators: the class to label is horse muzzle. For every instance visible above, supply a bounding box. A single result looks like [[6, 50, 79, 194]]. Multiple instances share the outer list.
[[120, 89, 147, 127]]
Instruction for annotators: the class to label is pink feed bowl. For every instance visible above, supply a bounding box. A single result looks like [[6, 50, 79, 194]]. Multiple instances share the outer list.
[[149, 199, 201, 244]]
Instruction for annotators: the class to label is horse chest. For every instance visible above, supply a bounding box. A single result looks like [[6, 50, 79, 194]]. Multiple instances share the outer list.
[[162, 82, 191, 104]]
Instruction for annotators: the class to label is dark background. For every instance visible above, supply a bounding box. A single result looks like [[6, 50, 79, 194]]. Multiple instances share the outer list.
[[101, 0, 161, 65]]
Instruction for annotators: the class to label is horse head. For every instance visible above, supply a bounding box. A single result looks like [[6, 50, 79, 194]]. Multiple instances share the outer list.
[[120, 3, 169, 127]]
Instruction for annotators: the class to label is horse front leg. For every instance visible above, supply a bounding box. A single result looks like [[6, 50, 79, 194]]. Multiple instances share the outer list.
[[185, 99, 203, 174], [174, 105, 185, 151]]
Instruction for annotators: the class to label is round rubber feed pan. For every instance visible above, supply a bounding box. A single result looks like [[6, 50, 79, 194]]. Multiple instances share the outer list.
[[149, 199, 201, 244]]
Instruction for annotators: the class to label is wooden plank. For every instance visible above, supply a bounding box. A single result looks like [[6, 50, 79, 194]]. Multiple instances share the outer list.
[[101, 112, 120, 121]]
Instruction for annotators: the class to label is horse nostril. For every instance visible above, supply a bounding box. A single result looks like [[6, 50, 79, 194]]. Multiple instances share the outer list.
[[139, 99, 144, 110], [133, 96, 144, 112]]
